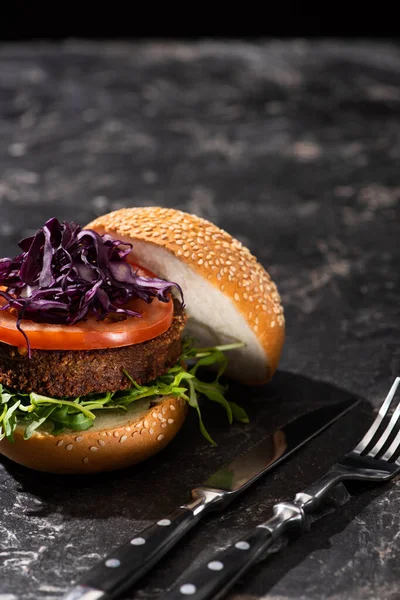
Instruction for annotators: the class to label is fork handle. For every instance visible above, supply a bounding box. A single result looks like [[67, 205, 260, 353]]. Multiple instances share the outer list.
[[295, 465, 352, 513], [164, 502, 304, 600]]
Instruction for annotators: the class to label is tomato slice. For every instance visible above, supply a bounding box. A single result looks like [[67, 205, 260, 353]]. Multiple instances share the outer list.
[[0, 263, 174, 351]]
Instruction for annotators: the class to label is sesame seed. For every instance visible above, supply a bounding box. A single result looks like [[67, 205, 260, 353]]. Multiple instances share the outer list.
[[157, 434, 164, 441], [141, 428, 148, 435], [99, 432, 107, 437], [98, 440, 106, 446], [157, 413, 163, 421], [220, 284, 225, 291], [144, 420, 149, 428], [57, 440, 64, 447], [149, 428, 154, 435], [136, 422, 143, 429], [75, 436, 83, 442], [170, 405, 176, 411], [152, 421, 157, 427], [132, 431, 139, 437], [120, 435, 127, 443], [83, 457, 89, 464], [90, 446, 99, 452], [234, 292, 240, 301], [271, 321, 276, 327], [66, 444, 73, 451], [152, 412, 157, 419], [168, 418, 174, 424], [113, 431, 119, 438], [184, 251, 190, 258], [125, 427, 131, 432], [161, 423, 167, 428]]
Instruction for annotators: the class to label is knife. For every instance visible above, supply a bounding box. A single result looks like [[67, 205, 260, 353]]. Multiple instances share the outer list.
[[62, 395, 359, 600]]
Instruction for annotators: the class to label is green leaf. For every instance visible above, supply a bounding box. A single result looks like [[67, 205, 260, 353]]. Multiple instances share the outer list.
[[228, 401, 250, 424], [187, 379, 216, 446], [193, 380, 233, 424], [4, 400, 21, 441], [30, 393, 96, 419], [1, 392, 13, 404], [24, 406, 57, 439]]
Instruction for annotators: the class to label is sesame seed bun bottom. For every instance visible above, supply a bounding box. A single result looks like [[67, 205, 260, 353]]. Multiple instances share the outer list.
[[0, 395, 187, 474]]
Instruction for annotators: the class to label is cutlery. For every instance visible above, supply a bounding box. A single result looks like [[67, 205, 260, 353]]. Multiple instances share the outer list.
[[164, 377, 400, 600], [62, 394, 359, 600]]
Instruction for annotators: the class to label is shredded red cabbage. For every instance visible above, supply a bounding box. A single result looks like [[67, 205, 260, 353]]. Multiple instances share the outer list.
[[0, 217, 184, 356]]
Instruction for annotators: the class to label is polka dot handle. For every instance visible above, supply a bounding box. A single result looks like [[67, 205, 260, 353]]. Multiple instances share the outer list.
[[164, 526, 274, 600], [163, 501, 304, 600], [71, 507, 200, 599]]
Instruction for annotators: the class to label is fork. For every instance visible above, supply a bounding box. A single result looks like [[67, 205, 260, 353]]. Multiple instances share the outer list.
[[164, 376, 400, 600]]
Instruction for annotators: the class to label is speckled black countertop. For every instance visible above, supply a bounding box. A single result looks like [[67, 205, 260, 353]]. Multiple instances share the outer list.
[[0, 39, 399, 600]]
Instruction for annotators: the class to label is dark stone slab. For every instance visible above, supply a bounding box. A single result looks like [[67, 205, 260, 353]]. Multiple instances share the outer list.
[[0, 39, 399, 600]]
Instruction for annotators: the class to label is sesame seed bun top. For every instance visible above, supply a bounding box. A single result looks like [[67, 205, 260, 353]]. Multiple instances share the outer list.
[[86, 206, 285, 385]]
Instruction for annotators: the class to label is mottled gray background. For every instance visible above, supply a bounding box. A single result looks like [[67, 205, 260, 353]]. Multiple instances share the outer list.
[[0, 39, 399, 600]]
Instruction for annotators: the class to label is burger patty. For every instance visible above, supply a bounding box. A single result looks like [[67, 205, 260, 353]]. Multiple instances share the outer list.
[[0, 300, 187, 398]]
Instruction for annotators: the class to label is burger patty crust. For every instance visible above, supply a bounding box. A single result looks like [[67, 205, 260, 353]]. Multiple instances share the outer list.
[[0, 300, 187, 398]]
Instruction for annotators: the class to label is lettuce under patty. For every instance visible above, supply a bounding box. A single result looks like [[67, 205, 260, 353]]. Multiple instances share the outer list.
[[0, 339, 248, 446]]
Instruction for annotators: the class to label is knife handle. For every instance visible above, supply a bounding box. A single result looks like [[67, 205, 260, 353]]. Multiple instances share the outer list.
[[65, 505, 202, 600], [164, 501, 305, 600]]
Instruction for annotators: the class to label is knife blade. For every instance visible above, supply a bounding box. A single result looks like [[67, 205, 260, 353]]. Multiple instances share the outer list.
[[62, 395, 359, 600]]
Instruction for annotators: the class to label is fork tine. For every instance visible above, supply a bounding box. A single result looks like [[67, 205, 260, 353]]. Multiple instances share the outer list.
[[380, 425, 400, 462], [354, 377, 400, 454], [368, 395, 400, 457]]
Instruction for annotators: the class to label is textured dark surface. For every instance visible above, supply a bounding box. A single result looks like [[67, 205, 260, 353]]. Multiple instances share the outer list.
[[0, 39, 399, 600]]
